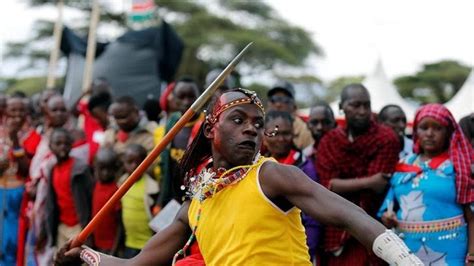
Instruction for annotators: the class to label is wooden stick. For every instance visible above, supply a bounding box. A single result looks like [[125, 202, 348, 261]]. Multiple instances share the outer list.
[[71, 43, 253, 247], [46, 0, 64, 89], [81, 0, 100, 92]]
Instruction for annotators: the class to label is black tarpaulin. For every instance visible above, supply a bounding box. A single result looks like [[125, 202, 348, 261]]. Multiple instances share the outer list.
[[61, 21, 184, 107]]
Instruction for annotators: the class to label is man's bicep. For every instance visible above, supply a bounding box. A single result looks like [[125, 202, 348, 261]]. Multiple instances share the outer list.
[[264, 164, 343, 226], [270, 165, 363, 228]]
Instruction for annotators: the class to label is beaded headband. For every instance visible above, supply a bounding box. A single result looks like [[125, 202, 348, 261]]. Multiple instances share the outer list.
[[206, 88, 265, 125]]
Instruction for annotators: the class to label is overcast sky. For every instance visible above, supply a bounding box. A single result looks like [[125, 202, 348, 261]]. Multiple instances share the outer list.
[[1, 0, 473, 81]]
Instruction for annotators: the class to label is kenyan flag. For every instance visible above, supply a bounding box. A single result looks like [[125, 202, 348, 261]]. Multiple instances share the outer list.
[[128, 0, 157, 26]]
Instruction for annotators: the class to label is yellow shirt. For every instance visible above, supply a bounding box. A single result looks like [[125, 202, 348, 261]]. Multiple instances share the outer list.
[[121, 175, 153, 249], [188, 157, 311, 265]]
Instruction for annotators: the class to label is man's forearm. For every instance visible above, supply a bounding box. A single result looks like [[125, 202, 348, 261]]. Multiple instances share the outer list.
[[343, 211, 422, 265], [342, 204, 385, 248]]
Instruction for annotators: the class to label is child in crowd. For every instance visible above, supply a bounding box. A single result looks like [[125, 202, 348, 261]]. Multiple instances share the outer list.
[[120, 144, 159, 258], [44, 128, 94, 249], [91, 148, 121, 254]]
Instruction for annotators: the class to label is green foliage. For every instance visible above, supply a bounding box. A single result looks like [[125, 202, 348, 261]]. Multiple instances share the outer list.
[[278, 75, 322, 85], [6, 0, 322, 86], [246, 82, 269, 104], [4, 42, 28, 58], [219, 0, 273, 19], [394, 60, 471, 103], [29, 0, 90, 9], [31, 20, 55, 40], [4, 76, 64, 96], [156, 0, 321, 81], [325, 75, 364, 102], [6, 1, 126, 73], [158, 1, 206, 14]]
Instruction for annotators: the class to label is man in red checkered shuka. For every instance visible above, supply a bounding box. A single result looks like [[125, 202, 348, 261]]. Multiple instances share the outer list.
[[317, 84, 400, 266]]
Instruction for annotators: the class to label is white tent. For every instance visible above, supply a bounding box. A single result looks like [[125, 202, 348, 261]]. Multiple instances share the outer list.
[[298, 59, 417, 120], [361, 59, 417, 120], [445, 68, 474, 121]]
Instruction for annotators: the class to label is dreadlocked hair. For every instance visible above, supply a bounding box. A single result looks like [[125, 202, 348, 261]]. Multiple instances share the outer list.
[[178, 91, 221, 188]]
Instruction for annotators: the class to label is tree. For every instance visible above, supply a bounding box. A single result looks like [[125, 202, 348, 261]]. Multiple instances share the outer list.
[[5, 0, 322, 89], [5, 0, 125, 72], [4, 77, 65, 96], [324, 75, 365, 102], [394, 60, 471, 103], [157, 0, 323, 80]]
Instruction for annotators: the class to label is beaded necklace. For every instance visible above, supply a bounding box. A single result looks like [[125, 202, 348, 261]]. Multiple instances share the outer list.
[[184, 166, 246, 202], [172, 154, 264, 265]]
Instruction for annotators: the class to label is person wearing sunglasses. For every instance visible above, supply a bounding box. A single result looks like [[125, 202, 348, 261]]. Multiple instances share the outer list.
[[267, 81, 313, 150]]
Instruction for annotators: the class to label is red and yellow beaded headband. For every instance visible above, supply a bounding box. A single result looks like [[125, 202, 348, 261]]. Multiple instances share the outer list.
[[206, 88, 265, 125]]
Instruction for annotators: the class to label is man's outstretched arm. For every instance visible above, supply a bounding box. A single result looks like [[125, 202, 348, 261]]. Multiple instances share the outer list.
[[55, 202, 191, 266], [259, 162, 422, 265]]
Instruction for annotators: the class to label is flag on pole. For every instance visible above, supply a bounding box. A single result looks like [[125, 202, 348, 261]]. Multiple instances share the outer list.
[[128, 0, 157, 26]]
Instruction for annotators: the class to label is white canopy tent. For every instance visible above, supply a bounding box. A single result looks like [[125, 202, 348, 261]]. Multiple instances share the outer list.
[[445, 68, 474, 121], [299, 59, 417, 121], [361, 59, 417, 120]]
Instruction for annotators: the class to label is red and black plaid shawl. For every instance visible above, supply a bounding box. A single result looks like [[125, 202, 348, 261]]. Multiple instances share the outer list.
[[316, 120, 400, 251], [413, 103, 474, 204]]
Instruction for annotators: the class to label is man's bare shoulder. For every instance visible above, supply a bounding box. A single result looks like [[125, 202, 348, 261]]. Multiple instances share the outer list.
[[260, 160, 300, 184], [261, 159, 288, 175]]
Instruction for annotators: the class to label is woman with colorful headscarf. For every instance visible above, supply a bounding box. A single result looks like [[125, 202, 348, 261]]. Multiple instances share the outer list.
[[379, 103, 474, 265]]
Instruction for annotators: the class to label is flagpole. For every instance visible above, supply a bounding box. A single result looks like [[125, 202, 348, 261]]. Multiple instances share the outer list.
[[46, 0, 64, 89], [81, 0, 100, 92], [71, 43, 253, 248]]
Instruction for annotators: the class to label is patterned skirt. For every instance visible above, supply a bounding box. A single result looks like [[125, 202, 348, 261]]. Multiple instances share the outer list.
[[397, 215, 467, 266]]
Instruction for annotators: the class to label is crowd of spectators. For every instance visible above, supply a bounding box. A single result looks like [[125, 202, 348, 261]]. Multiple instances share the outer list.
[[0, 77, 473, 265]]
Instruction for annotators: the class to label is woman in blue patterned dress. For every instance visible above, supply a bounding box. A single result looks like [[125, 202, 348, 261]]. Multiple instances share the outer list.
[[378, 103, 474, 265]]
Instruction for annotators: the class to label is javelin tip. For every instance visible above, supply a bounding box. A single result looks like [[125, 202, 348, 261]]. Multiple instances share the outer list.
[[190, 42, 253, 112], [230, 42, 253, 66]]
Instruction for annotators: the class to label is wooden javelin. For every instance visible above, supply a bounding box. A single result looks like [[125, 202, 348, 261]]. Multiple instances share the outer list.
[[71, 42, 253, 247]]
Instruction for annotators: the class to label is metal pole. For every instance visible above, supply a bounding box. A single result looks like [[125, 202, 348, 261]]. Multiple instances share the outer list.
[[81, 0, 100, 92], [46, 0, 64, 89]]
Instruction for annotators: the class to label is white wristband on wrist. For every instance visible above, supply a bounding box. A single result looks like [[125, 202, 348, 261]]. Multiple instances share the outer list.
[[80, 247, 101, 266], [372, 229, 423, 265]]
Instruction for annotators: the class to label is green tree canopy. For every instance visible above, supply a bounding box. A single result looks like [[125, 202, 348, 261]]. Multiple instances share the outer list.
[[324, 75, 365, 102], [5, 0, 322, 89], [2, 77, 65, 96], [394, 60, 471, 103]]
